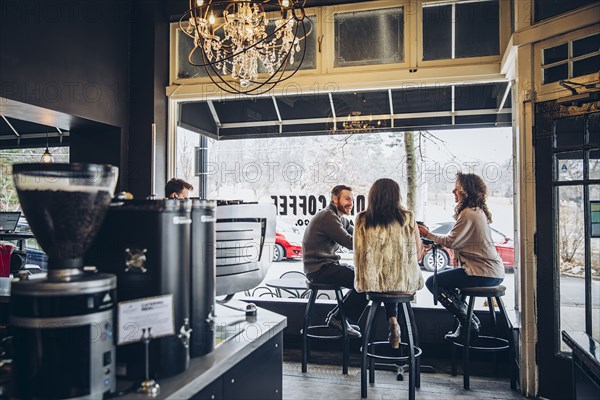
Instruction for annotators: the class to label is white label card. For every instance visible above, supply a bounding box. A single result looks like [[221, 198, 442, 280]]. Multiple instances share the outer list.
[[117, 294, 175, 345]]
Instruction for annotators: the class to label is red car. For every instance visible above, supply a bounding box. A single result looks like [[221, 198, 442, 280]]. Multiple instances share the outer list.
[[273, 231, 303, 262], [420, 222, 515, 272]]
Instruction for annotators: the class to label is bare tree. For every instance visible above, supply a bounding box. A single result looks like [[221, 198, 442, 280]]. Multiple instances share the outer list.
[[559, 208, 584, 263], [404, 131, 416, 211], [178, 137, 193, 182]]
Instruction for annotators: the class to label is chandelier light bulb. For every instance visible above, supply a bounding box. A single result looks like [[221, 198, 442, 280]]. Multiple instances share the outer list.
[[181, 0, 310, 95]]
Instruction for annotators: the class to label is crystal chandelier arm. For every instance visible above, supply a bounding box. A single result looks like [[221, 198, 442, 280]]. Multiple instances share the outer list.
[[183, 13, 304, 67], [247, 19, 306, 85], [179, 0, 310, 95]]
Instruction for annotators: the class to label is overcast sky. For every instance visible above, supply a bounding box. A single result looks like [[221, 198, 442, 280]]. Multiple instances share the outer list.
[[425, 127, 513, 164]]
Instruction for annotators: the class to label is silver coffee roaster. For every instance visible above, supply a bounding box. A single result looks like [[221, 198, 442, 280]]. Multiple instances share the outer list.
[[9, 163, 119, 399]]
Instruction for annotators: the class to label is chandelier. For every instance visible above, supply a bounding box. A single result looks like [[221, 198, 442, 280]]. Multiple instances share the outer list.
[[340, 111, 386, 133], [180, 0, 310, 95]]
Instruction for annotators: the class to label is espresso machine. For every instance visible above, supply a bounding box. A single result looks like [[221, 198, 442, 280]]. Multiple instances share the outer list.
[[9, 163, 118, 399], [86, 198, 217, 379]]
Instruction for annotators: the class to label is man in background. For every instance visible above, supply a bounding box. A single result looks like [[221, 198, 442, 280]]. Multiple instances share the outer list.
[[165, 178, 193, 199]]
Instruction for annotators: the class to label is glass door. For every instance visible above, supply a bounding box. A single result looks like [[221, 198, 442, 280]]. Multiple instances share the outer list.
[[535, 99, 600, 399]]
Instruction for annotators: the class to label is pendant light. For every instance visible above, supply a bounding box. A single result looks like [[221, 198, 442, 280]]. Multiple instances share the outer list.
[[40, 132, 54, 163]]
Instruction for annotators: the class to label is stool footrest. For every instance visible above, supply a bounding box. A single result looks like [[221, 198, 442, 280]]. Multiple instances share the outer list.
[[304, 325, 346, 340], [363, 341, 422, 362], [449, 335, 509, 351]]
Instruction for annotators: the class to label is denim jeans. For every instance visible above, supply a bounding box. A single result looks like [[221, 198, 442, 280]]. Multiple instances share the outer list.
[[425, 267, 503, 297], [307, 262, 369, 323]]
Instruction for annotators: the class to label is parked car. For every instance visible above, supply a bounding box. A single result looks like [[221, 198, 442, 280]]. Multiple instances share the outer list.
[[420, 222, 515, 272], [273, 230, 303, 262]]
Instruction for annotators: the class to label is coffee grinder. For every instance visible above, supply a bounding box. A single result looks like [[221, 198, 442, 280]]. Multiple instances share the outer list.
[[9, 163, 118, 399]]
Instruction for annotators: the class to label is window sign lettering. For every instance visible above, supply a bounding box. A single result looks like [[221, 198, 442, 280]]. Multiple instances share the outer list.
[[271, 194, 366, 220], [591, 201, 600, 238]]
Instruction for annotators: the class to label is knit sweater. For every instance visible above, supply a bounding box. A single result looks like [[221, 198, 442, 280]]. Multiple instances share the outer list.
[[426, 207, 505, 279], [353, 211, 424, 294], [302, 203, 354, 275]]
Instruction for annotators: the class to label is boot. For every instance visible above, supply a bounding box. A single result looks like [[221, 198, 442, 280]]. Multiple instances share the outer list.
[[445, 313, 480, 341], [437, 289, 479, 342]]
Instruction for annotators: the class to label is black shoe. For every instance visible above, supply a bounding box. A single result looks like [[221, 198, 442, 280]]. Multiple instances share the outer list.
[[326, 314, 361, 338], [444, 322, 479, 342], [325, 312, 360, 331]]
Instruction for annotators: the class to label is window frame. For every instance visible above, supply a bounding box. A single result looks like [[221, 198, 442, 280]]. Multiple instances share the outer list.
[[533, 24, 600, 101], [417, 0, 510, 68], [322, 0, 411, 74]]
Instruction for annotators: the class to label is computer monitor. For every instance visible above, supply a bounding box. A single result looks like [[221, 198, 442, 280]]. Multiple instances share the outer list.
[[0, 212, 21, 233]]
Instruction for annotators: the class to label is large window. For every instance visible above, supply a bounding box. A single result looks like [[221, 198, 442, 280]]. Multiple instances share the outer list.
[[0, 147, 69, 252], [422, 0, 499, 61], [175, 127, 515, 309], [542, 33, 600, 84], [334, 7, 404, 67], [534, 0, 597, 22]]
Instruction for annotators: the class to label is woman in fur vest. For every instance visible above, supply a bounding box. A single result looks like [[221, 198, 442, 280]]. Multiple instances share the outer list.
[[354, 178, 425, 348]]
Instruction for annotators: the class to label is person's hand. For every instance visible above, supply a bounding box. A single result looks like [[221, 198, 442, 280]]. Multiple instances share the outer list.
[[418, 224, 429, 237]]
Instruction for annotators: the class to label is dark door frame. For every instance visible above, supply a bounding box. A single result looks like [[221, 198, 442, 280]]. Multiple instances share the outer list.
[[535, 98, 600, 399]]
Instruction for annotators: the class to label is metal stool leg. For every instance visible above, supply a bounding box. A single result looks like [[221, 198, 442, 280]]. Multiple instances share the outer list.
[[463, 296, 476, 390], [369, 303, 382, 385], [406, 301, 421, 389], [335, 288, 349, 375], [361, 300, 378, 399], [402, 303, 416, 400], [496, 296, 518, 390], [302, 288, 318, 373], [487, 296, 499, 376], [451, 338, 458, 376]]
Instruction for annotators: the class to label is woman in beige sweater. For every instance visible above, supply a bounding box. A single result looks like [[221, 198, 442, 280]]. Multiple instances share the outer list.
[[354, 178, 424, 348], [418, 173, 504, 341]]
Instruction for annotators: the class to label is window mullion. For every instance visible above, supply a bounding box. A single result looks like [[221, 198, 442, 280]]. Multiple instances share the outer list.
[[583, 182, 592, 335], [451, 3, 456, 59]]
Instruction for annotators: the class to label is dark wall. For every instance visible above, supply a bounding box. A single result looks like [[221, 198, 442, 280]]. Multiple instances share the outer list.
[[0, 0, 131, 186], [127, 0, 169, 198]]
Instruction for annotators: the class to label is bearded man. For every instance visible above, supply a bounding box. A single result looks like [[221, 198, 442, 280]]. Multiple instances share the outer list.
[[302, 185, 368, 337]]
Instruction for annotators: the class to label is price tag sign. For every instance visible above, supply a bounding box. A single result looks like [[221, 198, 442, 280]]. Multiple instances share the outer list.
[[117, 294, 175, 345]]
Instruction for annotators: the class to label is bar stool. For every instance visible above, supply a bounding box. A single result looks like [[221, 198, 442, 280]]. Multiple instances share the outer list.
[[302, 281, 349, 374], [361, 292, 421, 400], [449, 285, 517, 390]]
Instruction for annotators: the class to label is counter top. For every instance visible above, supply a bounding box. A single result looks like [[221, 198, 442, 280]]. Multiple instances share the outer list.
[[122, 301, 287, 399], [562, 330, 600, 378]]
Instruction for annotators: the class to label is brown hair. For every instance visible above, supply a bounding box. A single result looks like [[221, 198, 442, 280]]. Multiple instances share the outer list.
[[453, 172, 492, 223], [165, 178, 193, 198], [331, 185, 352, 200], [359, 178, 410, 229]]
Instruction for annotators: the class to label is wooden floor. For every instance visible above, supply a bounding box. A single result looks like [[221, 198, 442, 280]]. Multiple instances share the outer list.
[[282, 361, 526, 400]]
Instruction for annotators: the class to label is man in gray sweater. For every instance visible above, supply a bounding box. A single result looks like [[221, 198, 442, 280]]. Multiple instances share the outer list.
[[302, 185, 368, 337]]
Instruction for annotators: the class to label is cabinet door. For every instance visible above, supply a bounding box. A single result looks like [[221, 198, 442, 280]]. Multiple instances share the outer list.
[[223, 333, 283, 400], [191, 378, 223, 400]]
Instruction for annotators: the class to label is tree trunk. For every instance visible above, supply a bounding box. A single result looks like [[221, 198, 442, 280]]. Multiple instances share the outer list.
[[404, 131, 416, 211]]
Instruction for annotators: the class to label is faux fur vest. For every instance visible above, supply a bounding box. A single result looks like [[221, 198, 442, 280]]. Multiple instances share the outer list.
[[353, 212, 424, 294]]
